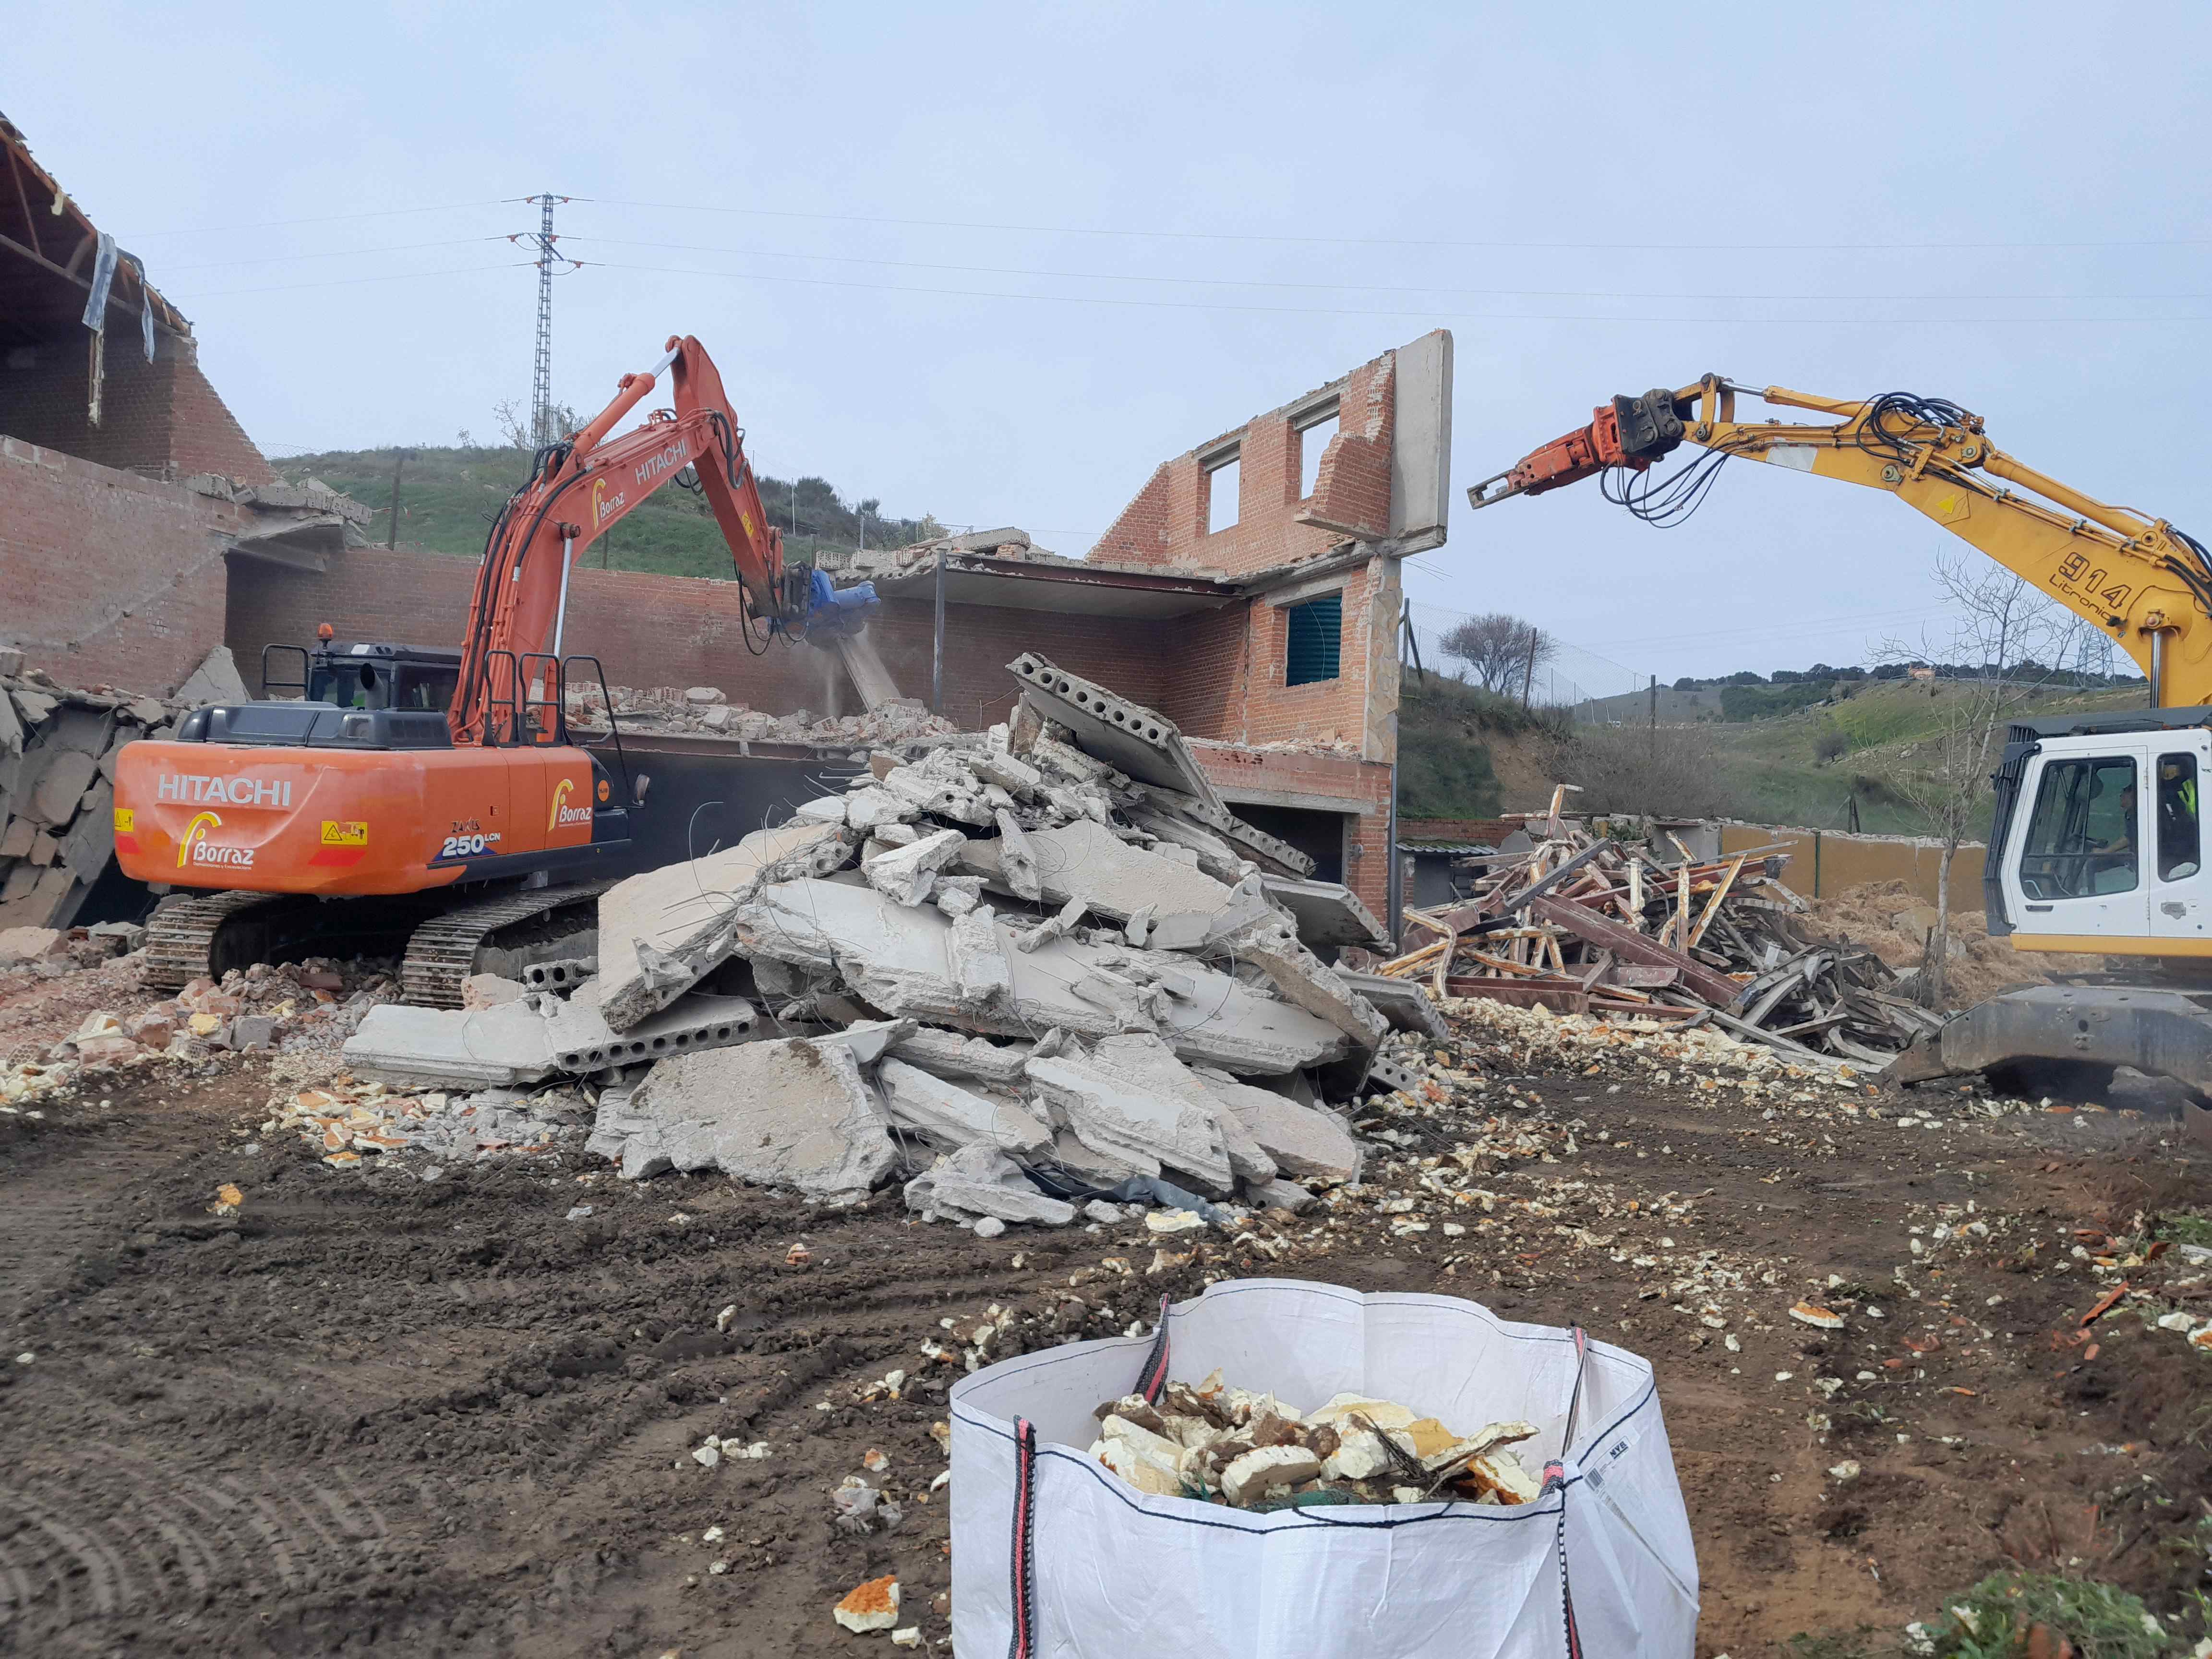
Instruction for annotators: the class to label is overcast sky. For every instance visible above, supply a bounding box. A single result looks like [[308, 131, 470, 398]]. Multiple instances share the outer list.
[[12, 2, 2206, 694]]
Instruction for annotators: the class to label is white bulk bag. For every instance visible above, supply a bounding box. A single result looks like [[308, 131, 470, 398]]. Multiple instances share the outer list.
[[950, 1278, 1696, 1658]]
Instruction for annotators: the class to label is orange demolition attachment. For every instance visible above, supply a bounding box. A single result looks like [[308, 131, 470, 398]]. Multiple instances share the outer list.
[[111, 336, 848, 998]]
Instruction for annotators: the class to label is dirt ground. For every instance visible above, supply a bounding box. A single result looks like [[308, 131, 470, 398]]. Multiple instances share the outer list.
[[4, 1015, 2212, 1657]]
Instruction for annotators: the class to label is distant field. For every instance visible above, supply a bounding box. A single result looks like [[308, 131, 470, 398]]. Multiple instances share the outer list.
[[278, 445, 936, 581]]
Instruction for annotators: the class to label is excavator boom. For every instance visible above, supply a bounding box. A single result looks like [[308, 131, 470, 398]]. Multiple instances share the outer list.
[[1469, 375, 2212, 706], [452, 335, 862, 745]]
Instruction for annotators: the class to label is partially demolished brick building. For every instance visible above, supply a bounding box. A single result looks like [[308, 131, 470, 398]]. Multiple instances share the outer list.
[[0, 106, 1452, 929]]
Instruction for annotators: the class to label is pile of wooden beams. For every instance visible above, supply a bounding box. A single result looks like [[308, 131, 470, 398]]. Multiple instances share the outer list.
[[1365, 788, 1943, 1069]]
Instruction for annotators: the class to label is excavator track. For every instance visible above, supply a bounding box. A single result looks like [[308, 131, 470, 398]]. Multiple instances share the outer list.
[[143, 890, 288, 991], [398, 882, 611, 1009]]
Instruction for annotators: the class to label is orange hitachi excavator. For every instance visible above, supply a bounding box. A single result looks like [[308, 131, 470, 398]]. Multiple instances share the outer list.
[[113, 335, 876, 1003]]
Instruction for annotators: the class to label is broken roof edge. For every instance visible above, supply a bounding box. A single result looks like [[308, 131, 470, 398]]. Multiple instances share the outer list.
[[0, 108, 193, 341]]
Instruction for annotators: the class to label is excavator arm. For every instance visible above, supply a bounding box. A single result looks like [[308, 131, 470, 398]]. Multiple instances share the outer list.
[[451, 335, 869, 745], [1468, 375, 2212, 705]]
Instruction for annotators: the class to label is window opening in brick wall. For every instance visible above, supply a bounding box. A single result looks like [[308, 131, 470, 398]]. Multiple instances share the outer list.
[[1205, 451, 1240, 535], [1297, 410, 1339, 499], [1285, 592, 1342, 685]]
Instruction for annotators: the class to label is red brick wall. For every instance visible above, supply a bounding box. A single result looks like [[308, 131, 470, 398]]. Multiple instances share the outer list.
[[1402, 817, 1521, 844], [1195, 745, 1394, 917], [222, 545, 1183, 726], [0, 437, 245, 693], [1090, 349, 1395, 579], [0, 336, 270, 485]]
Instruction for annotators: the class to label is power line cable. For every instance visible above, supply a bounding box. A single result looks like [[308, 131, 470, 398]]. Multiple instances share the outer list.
[[572, 257, 2212, 325], [120, 197, 517, 238], [183, 260, 532, 298], [565, 195, 2210, 254], [555, 234, 2212, 304]]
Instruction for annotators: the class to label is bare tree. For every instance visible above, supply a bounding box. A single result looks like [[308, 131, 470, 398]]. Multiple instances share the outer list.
[[1878, 553, 2091, 1007], [1441, 612, 1555, 697]]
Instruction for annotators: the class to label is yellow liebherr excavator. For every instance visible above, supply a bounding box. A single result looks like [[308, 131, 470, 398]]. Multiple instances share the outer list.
[[1470, 377, 2212, 1116]]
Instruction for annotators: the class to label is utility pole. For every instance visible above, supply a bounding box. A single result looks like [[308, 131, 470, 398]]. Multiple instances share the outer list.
[[1648, 673, 1658, 738], [511, 194, 574, 447], [1519, 627, 1539, 709], [385, 448, 414, 549]]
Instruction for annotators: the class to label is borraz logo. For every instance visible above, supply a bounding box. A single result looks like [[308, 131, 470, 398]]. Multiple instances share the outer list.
[[177, 811, 254, 869], [157, 772, 294, 808], [590, 475, 626, 528], [548, 778, 592, 830]]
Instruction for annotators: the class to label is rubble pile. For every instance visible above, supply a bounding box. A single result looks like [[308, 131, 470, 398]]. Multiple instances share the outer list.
[[571, 682, 957, 749], [261, 1072, 592, 1169], [1086, 1369, 1539, 1509], [2, 937, 396, 1106], [0, 646, 248, 932], [347, 652, 1420, 1229], [1370, 789, 1939, 1071]]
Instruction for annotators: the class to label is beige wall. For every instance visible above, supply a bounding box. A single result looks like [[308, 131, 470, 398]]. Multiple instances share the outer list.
[[1719, 822, 1985, 904]]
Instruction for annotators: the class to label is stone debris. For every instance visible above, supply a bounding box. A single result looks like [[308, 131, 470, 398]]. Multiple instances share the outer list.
[[1084, 1368, 1539, 1509], [0, 651, 243, 932], [576, 682, 957, 750], [832, 1575, 902, 1634], [336, 652, 1382, 1229]]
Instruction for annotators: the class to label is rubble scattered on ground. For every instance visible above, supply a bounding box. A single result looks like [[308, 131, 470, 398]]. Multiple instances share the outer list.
[[348, 651, 1392, 1231], [1085, 1367, 1539, 1508], [1367, 787, 1937, 1071], [4, 938, 394, 1107], [570, 682, 957, 749]]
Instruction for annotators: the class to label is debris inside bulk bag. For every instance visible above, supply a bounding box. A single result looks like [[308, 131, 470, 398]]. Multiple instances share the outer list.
[[950, 1278, 1698, 1659], [1085, 1367, 1540, 1509]]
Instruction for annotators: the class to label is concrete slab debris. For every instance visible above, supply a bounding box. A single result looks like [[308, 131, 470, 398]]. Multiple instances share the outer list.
[[617, 1036, 896, 1196], [341, 985, 755, 1086], [1006, 651, 1225, 811], [862, 826, 967, 907], [1025, 1033, 1236, 1194], [975, 816, 1232, 924], [596, 819, 851, 1031], [1263, 876, 1387, 949], [1333, 968, 1449, 1041], [902, 1140, 1076, 1226], [1198, 1074, 1362, 1183], [877, 1056, 1052, 1157], [174, 645, 250, 708], [888, 1026, 1031, 1087]]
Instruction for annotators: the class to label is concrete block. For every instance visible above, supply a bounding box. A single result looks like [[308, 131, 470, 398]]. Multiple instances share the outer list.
[[732, 878, 1347, 1076], [0, 925, 62, 964], [0, 688, 21, 760], [903, 1140, 1075, 1226], [0, 817, 30, 859], [462, 973, 528, 1010], [551, 981, 756, 1073], [627, 1036, 896, 1199], [987, 817, 1232, 925], [1334, 969, 1449, 1041], [175, 646, 250, 707], [1249, 1177, 1315, 1214], [888, 1026, 1030, 1087], [58, 779, 113, 876], [878, 1057, 1052, 1156], [811, 1017, 913, 1068], [1225, 922, 1388, 1051], [1200, 1076, 1361, 1183], [843, 786, 915, 833], [862, 827, 967, 907], [227, 1014, 277, 1051], [991, 809, 1041, 901], [878, 766, 992, 826], [1006, 651, 1225, 811], [596, 819, 850, 1031], [0, 866, 74, 930], [24, 750, 96, 828], [1263, 877, 1388, 949], [27, 831, 56, 867], [521, 956, 596, 993], [1025, 1033, 1236, 1193]]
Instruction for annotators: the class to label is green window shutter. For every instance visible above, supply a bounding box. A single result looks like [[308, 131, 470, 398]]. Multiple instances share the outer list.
[[1285, 594, 1342, 685]]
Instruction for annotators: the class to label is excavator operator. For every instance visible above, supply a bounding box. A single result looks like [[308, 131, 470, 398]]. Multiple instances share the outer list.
[[2160, 758, 2200, 880]]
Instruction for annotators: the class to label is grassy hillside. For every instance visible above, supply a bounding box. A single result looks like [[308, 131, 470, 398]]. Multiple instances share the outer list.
[[1399, 670, 2153, 834], [276, 445, 940, 580]]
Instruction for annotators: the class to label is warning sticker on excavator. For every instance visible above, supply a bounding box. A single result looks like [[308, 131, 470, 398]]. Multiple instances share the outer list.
[[321, 821, 369, 846], [112, 807, 134, 833]]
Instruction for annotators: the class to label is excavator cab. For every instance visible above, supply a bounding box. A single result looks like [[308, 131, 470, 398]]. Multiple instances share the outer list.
[[261, 638, 461, 714]]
